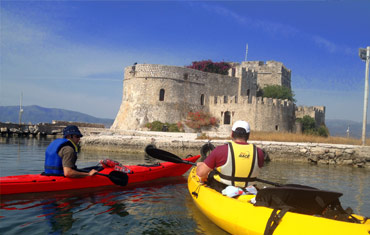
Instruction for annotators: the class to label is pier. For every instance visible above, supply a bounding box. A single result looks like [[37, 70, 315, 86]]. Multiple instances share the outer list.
[[0, 121, 105, 138]]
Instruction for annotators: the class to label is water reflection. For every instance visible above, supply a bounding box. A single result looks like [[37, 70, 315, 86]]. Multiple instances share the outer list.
[[0, 177, 201, 234], [185, 194, 228, 235], [1, 186, 130, 234]]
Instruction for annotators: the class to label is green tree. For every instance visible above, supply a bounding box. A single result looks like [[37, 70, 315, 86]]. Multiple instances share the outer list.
[[301, 115, 316, 132], [261, 85, 296, 102], [297, 115, 329, 137], [317, 125, 329, 137]]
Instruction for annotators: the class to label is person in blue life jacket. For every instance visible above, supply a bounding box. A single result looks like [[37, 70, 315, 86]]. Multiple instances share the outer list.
[[196, 120, 265, 192], [44, 125, 98, 177]]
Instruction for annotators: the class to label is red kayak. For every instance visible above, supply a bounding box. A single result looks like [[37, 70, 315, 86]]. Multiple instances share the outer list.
[[0, 155, 200, 195]]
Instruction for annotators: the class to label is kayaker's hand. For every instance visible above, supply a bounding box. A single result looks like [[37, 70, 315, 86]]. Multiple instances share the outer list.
[[88, 169, 98, 176]]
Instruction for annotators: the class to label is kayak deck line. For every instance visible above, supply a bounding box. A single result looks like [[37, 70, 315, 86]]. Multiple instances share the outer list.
[[1, 179, 58, 183]]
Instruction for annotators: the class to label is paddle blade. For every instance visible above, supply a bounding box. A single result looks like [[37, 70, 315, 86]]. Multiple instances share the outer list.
[[145, 145, 184, 163], [108, 171, 128, 186]]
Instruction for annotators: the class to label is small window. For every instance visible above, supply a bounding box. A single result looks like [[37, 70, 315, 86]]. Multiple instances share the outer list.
[[224, 96, 228, 103], [235, 96, 238, 104], [275, 125, 279, 131], [224, 111, 231, 125], [232, 68, 236, 77], [214, 96, 218, 104], [200, 94, 205, 106], [159, 89, 165, 101], [184, 73, 188, 80], [247, 89, 250, 96]]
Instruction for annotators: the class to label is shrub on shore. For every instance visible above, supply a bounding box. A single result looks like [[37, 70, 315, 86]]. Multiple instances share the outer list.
[[296, 115, 330, 137], [185, 111, 218, 131], [145, 121, 181, 132]]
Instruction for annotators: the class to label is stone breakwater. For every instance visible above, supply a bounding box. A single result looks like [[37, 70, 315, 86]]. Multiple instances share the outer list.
[[80, 130, 370, 169]]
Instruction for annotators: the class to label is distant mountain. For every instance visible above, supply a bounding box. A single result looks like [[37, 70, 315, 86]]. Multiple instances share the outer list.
[[0, 105, 114, 128], [326, 119, 370, 139]]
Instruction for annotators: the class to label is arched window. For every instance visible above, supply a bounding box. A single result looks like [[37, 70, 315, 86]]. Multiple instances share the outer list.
[[224, 111, 231, 125], [200, 94, 205, 106], [275, 125, 279, 131], [159, 89, 165, 101]]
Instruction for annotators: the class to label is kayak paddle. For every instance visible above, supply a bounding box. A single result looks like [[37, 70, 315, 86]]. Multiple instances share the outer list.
[[145, 145, 197, 165], [144, 145, 282, 187], [81, 170, 129, 187], [96, 171, 128, 187]]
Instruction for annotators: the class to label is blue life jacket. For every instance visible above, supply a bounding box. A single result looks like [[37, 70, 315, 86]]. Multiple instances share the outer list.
[[44, 138, 76, 175]]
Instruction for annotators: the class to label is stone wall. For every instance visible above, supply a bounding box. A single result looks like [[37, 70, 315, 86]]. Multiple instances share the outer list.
[[209, 96, 295, 132], [80, 131, 370, 169], [258, 141, 370, 168]]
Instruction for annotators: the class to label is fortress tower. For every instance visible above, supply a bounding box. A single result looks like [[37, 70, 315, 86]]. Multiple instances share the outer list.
[[239, 61, 291, 89], [296, 106, 326, 127], [111, 60, 323, 133]]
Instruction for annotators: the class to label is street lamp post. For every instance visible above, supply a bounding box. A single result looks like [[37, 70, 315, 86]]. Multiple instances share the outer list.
[[359, 46, 370, 146]]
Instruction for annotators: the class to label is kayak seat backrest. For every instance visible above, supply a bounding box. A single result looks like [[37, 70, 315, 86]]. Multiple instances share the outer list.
[[255, 184, 343, 215]]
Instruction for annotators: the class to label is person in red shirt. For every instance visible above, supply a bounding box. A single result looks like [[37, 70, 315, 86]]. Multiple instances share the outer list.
[[196, 120, 264, 192]]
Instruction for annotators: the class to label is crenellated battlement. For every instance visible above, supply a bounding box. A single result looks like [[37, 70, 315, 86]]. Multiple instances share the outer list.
[[296, 106, 325, 114], [209, 95, 293, 108]]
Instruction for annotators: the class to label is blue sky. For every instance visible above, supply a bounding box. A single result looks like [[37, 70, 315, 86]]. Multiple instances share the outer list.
[[1, 0, 369, 122]]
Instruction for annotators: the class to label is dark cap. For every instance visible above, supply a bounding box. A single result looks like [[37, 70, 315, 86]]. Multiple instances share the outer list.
[[63, 125, 83, 138]]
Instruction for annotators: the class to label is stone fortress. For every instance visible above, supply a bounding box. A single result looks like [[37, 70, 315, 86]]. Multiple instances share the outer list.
[[111, 60, 325, 133]]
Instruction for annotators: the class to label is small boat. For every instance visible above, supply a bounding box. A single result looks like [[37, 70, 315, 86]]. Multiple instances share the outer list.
[[188, 167, 370, 235], [0, 155, 200, 195]]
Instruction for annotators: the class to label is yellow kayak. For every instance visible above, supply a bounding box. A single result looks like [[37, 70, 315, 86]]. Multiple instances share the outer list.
[[188, 167, 370, 235]]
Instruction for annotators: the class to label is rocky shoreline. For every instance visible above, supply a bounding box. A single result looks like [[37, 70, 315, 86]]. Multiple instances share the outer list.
[[81, 130, 370, 169]]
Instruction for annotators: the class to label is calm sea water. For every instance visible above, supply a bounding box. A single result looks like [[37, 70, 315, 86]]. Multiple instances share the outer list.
[[0, 137, 369, 234]]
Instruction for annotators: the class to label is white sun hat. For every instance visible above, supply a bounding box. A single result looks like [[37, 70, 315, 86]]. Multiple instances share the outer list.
[[232, 120, 250, 133]]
